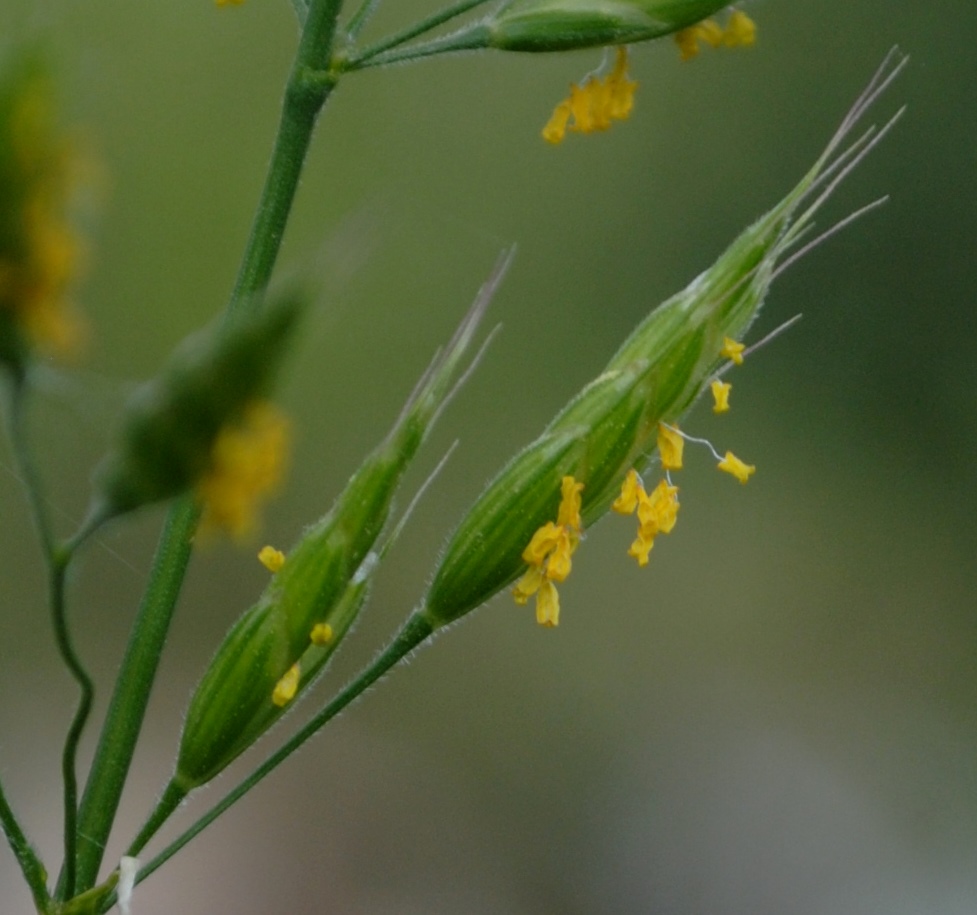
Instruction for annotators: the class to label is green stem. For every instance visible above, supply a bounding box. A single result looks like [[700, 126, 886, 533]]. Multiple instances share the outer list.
[[125, 782, 187, 860], [99, 613, 434, 912], [69, 498, 198, 896], [0, 780, 52, 914], [227, 75, 337, 310], [3, 376, 94, 903], [51, 551, 94, 902], [68, 0, 347, 898], [4, 375, 55, 558], [347, 0, 493, 68], [348, 21, 492, 70]]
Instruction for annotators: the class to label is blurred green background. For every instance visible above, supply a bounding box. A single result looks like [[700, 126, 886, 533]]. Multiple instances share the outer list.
[[2, 0, 976, 912]]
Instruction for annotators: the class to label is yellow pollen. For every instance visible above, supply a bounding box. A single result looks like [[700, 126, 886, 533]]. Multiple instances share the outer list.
[[711, 380, 732, 413], [675, 13, 756, 60], [196, 402, 290, 540], [542, 101, 572, 144], [674, 28, 701, 61], [271, 663, 300, 707], [545, 529, 575, 583], [568, 81, 597, 133], [536, 580, 560, 627], [513, 475, 584, 623], [697, 19, 725, 48], [720, 336, 745, 366], [556, 475, 584, 531], [310, 622, 334, 646], [257, 545, 285, 572], [627, 530, 655, 567], [717, 451, 756, 484], [542, 47, 637, 142], [612, 469, 641, 515], [657, 423, 685, 471], [513, 564, 545, 605], [644, 480, 679, 534], [724, 10, 757, 47], [522, 521, 564, 566]]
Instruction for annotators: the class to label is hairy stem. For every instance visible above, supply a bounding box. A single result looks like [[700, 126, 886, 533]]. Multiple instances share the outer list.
[[344, 0, 382, 41], [346, 0, 494, 67], [0, 780, 52, 914], [349, 21, 492, 70]]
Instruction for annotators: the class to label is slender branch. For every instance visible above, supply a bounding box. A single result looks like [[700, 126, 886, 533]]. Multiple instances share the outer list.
[[3, 375, 95, 903], [50, 550, 95, 901], [98, 613, 434, 912], [125, 782, 187, 860], [346, 0, 494, 67], [0, 779, 52, 914], [4, 375, 55, 558], [344, 0, 382, 41], [348, 21, 492, 70]]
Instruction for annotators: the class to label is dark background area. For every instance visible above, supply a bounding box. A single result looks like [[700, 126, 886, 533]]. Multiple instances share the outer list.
[[2, 1, 976, 912]]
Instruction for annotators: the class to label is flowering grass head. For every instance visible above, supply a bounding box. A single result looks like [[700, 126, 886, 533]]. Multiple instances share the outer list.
[[421, 53, 905, 630], [94, 292, 303, 526], [174, 262, 504, 790]]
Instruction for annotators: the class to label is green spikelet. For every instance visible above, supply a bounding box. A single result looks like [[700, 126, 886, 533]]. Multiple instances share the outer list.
[[422, 52, 906, 628], [94, 293, 302, 521], [487, 0, 729, 52], [171, 257, 507, 791]]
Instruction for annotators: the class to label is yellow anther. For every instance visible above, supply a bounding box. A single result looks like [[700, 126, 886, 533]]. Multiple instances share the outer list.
[[627, 531, 655, 567], [696, 19, 725, 48], [542, 100, 572, 144], [542, 48, 636, 142], [257, 545, 285, 572], [674, 27, 701, 61], [643, 480, 679, 534], [514, 475, 585, 623], [521, 521, 563, 566], [513, 564, 545, 605], [556, 475, 584, 531], [545, 528, 575, 582], [271, 663, 300, 707], [568, 81, 597, 133], [613, 469, 641, 515], [657, 423, 685, 471], [720, 336, 745, 366], [536, 580, 560, 627], [717, 451, 756, 484], [710, 379, 732, 413], [724, 10, 757, 47], [197, 402, 290, 540], [310, 623, 334, 646]]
